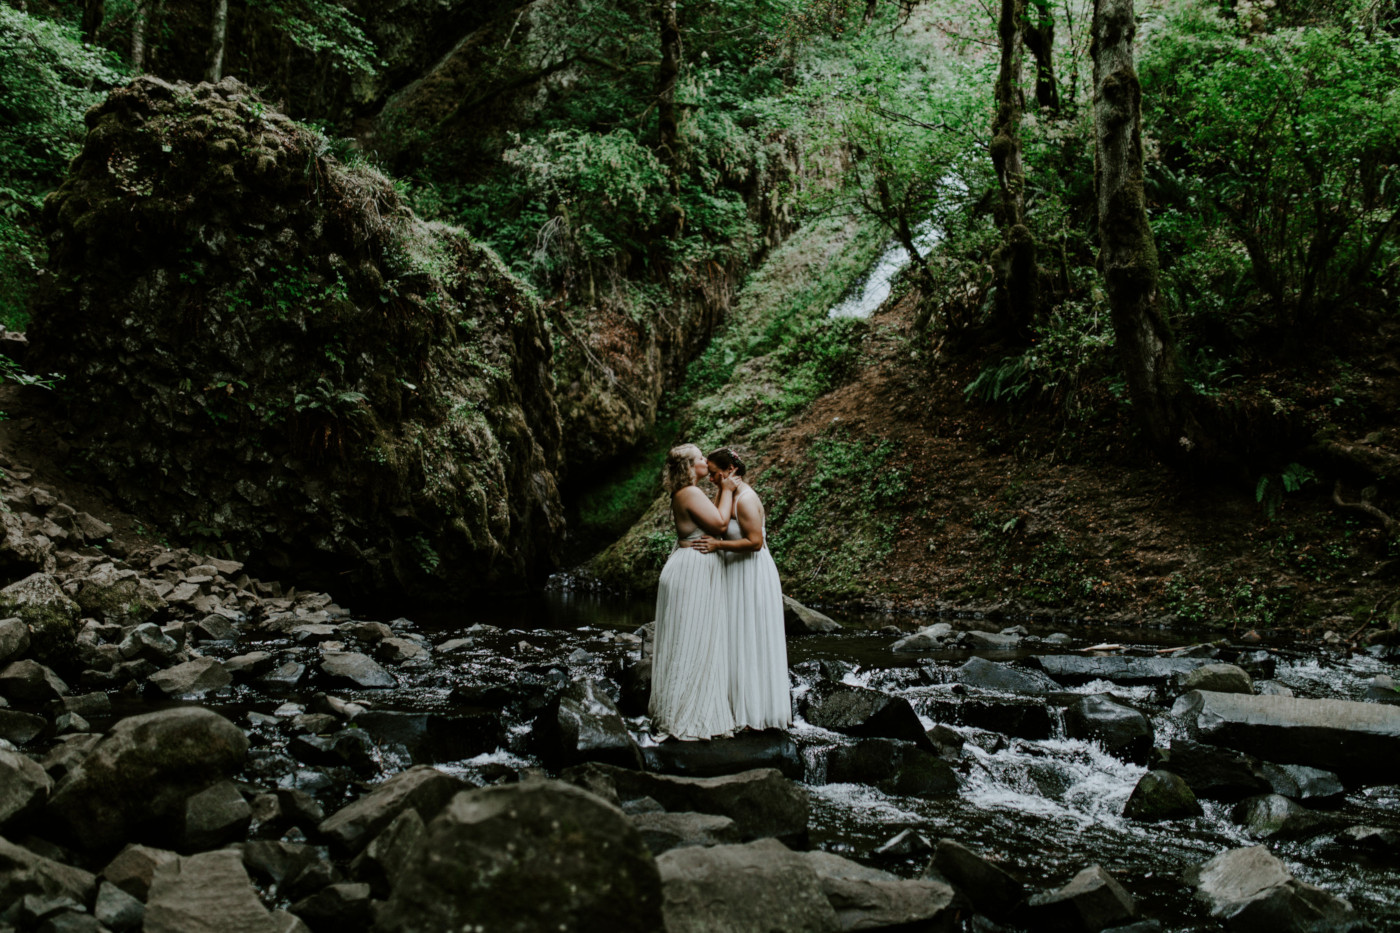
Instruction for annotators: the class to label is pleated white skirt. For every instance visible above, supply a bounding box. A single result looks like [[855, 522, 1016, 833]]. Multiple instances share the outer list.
[[723, 542, 793, 730], [650, 543, 736, 740]]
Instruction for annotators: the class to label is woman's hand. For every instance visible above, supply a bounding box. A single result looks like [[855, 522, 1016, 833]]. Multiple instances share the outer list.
[[692, 535, 721, 554], [720, 473, 739, 492]]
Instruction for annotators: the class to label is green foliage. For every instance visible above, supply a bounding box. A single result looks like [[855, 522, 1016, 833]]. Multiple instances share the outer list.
[[1255, 462, 1318, 520], [574, 441, 672, 544], [247, 0, 379, 76]]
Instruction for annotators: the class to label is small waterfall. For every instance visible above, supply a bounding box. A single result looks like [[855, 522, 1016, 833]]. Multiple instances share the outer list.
[[827, 221, 943, 319]]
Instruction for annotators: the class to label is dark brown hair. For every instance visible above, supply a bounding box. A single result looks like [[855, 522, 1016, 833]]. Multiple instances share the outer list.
[[706, 446, 746, 477]]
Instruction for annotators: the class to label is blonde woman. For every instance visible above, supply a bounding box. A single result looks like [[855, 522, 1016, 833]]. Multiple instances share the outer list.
[[650, 444, 738, 740], [694, 447, 792, 731]]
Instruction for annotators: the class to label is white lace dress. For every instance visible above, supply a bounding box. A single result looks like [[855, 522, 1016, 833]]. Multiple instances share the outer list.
[[721, 503, 793, 730], [650, 528, 736, 740]]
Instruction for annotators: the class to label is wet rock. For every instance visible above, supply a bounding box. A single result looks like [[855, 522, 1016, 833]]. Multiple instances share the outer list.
[[926, 839, 1025, 923], [1030, 655, 1204, 686], [804, 849, 959, 930], [567, 763, 809, 844], [191, 615, 236, 643], [657, 838, 838, 933], [532, 678, 643, 770], [100, 844, 180, 900], [0, 747, 53, 826], [0, 708, 48, 744], [48, 707, 249, 851], [260, 661, 306, 689], [0, 617, 30, 663], [54, 691, 112, 719], [642, 729, 803, 780], [318, 765, 464, 855], [0, 574, 80, 660], [148, 657, 232, 697], [182, 781, 252, 851], [1179, 663, 1253, 695], [954, 657, 1061, 694], [960, 630, 1022, 649], [1122, 770, 1202, 822], [1024, 864, 1138, 932], [95, 879, 145, 932], [74, 569, 166, 628], [874, 828, 934, 859], [378, 780, 663, 933], [0, 509, 57, 578], [118, 624, 180, 664], [616, 657, 652, 717], [783, 596, 841, 636], [241, 840, 323, 890], [923, 696, 1054, 740], [926, 724, 965, 760], [1187, 845, 1357, 932], [1173, 690, 1400, 781], [1229, 795, 1333, 841], [1232, 650, 1276, 681], [1260, 762, 1344, 800], [1153, 740, 1272, 802], [1338, 825, 1400, 855], [290, 730, 379, 777], [144, 848, 278, 933], [289, 882, 372, 932], [800, 682, 936, 752], [1363, 674, 1400, 706], [891, 622, 953, 652], [0, 659, 69, 703], [631, 811, 741, 855], [348, 808, 423, 897], [376, 637, 429, 664], [825, 738, 959, 798], [1064, 695, 1153, 763], [0, 835, 98, 911], [318, 651, 395, 689]]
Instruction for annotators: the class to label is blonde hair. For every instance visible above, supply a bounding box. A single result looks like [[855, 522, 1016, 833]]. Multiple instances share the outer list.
[[663, 444, 703, 496]]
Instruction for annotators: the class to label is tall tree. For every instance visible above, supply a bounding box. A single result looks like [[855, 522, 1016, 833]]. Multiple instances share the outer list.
[[1091, 0, 1204, 465], [131, 0, 149, 70], [206, 0, 229, 82], [81, 0, 105, 44], [990, 0, 1038, 342], [1021, 0, 1060, 113], [656, 0, 682, 168]]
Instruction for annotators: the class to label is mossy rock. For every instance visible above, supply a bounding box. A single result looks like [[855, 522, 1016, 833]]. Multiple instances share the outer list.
[[0, 573, 80, 663]]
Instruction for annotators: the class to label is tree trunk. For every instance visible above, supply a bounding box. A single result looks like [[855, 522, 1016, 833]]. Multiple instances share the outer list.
[[206, 0, 229, 83], [1092, 0, 1205, 466], [132, 0, 148, 71], [81, 0, 105, 44], [1021, 1, 1061, 113], [990, 0, 1038, 342], [656, 0, 682, 170]]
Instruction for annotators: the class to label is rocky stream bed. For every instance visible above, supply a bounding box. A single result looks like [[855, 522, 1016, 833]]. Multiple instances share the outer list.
[[1, 456, 1399, 932]]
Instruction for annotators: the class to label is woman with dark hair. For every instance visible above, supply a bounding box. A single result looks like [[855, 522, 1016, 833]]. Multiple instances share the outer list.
[[649, 443, 738, 740], [692, 447, 792, 731]]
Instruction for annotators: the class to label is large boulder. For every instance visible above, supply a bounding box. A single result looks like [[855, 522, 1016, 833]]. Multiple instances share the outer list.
[[28, 76, 564, 605], [143, 848, 278, 933], [0, 748, 53, 827], [657, 838, 839, 933], [1064, 695, 1153, 764], [1030, 655, 1204, 686], [953, 657, 1061, 694], [532, 678, 643, 770], [1187, 846, 1358, 932], [1024, 864, 1138, 932], [1152, 740, 1272, 802], [376, 780, 663, 933], [925, 839, 1025, 923], [800, 683, 935, 751], [1172, 690, 1400, 781], [0, 574, 80, 660], [824, 738, 959, 798], [0, 835, 98, 909], [802, 849, 959, 930], [783, 597, 842, 636], [319, 765, 464, 855], [1122, 770, 1202, 822], [47, 707, 249, 851], [642, 729, 804, 781]]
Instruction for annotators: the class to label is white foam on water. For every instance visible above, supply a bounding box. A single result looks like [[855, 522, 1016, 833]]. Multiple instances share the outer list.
[[812, 781, 924, 824], [827, 221, 943, 319]]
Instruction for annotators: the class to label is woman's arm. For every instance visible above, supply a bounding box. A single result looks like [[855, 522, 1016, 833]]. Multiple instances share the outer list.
[[699, 489, 764, 553], [677, 484, 733, 536]]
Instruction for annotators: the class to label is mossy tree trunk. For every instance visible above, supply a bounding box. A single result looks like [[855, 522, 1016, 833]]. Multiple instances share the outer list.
[[1092, 0, 1207, 466], [81, 0, 105, 44], [132, 0, 149, 69], [656, 0, 684, 234], [1022, 0, 1060, 114], [990, 0, 1038, 343], [206, 0, 229, 82]]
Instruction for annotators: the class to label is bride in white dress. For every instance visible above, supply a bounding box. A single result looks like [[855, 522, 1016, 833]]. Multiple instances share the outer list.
[[693, 448, 793, 731], [649, 444, 738, 740]]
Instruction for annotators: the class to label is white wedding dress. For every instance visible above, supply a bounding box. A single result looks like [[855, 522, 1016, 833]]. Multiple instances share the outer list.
[[721, 498, 793, 730], [650, 528, 736, 740]]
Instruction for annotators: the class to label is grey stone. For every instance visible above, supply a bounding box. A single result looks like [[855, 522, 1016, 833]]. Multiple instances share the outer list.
[[566, 763, 809, 845], [118, 624, 179, 664], [891, 623, 953, 652], [1030, 655, 1205, 685], [1363, 674, 1400, 706], [1064, 695, 1153, 763], [800, 683, 935, 752], [960, 630, 1022, 649], [318, 765, 464, 854], [182, 781, 252, 851], [954, 656, 1061, 694], [94, 880, 144, 932], [223, 651, 275, 679], [48, 708, 248, 850], [0, 617, 30, 664], [148, 657, 232, 697], [803, 848, 959, 930], [40, 733, 102, 783], [1180, 663, 1254, 695], [1173, 690, 1400, 780], [926, 839, 1025, 922], [0, 746, 52, 826], [100, 843, 180, 900], [0, 659, 69, 703], [630, 811, 741, 855], [825, 738, 959, 798], [783, 596, 841, 635], [1123, 770, 1202, 822], [0, 708, 47, 745], [241, 840, 322, 889], [1229, 794, 1333, 841], [143, 848, 278, 933], [1188, 845, 1357, 932], [260, 661, 305, 688], [1025, 864, 1138, 932], [921, 695, 1054, 740], [376, 637, 429, 663], [1260, 762, 1344, 800], [642, 729, 804, 781], [1153, 740, 1272, 802], [288, 882, 372, 930], [0, 574, 80, 661], [0, 835, 98, 909], [348, 807, 423, 897], [658, 838, 838, 933], [378, 780, 663, 933], [532, 678, 643, 770], [318, 651, 395, 689]]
